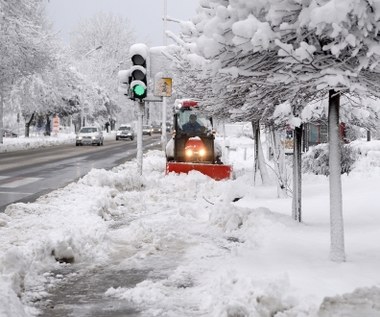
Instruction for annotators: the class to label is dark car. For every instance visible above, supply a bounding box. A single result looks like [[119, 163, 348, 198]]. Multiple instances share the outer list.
[[142, 125, 153, 136], [2, 129, 18, 138], [151, 124, 162, 134], [166, 122, 173, 132], [116, 125, 135, 141]]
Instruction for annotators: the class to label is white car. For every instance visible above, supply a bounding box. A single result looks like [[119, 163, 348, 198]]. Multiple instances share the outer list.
[[76, 126, 104, 146], [116, 125, 135, 141]]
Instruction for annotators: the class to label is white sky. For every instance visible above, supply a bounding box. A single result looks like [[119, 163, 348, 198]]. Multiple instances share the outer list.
[[1, 127, 380, 315], [45, 0, 199, 47]]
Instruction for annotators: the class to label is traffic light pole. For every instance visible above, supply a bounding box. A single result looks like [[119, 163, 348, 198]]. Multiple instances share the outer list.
[[118, 43, 150, 176], [162, 0, 168, 151], [137, 101, 144, 176]]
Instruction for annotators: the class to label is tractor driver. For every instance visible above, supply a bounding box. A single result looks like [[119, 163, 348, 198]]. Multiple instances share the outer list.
[[182, 114, 205, 133]]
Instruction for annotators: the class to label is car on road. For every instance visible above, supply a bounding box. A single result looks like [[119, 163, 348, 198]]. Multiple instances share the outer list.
[[116, 125, 135, 141], [142, 125, 153, 136], [2, 129, 18, 138], [76, 126, 104, 146], [166, 122, 173, 132], [151, 124, 162, 134]]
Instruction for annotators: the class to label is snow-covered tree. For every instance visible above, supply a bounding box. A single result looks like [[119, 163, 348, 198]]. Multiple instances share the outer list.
[[0, 0, 55, 142], [175, 0, 380, 262], [8, 51, 87, 136], [70, 12, 136, 124]]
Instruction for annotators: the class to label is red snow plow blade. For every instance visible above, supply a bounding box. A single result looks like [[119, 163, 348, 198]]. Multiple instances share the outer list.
[[166, 162, 232, 181]]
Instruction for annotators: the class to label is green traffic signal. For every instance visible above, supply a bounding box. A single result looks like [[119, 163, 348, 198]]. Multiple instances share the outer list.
[[129, 45, 149, 101], [133, 84, 146, 97]]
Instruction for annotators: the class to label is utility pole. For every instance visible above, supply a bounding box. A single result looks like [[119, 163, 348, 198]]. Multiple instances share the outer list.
[[161, 0, 168, 151]]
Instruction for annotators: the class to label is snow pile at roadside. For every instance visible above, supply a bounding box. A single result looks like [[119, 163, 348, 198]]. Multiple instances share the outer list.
[[0, 134, 75, 153], [0, 138, 380, 316], [0, 131, 116, 153]]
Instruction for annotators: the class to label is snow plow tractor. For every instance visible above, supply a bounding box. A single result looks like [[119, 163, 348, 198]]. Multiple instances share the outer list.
[[165, 100, 232, 180]]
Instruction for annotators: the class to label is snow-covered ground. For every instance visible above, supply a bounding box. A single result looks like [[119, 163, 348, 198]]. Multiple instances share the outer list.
[[1, 132, 380, 316]]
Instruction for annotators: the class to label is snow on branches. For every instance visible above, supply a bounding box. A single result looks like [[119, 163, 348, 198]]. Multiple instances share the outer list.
[[171, 0, 380, 128]]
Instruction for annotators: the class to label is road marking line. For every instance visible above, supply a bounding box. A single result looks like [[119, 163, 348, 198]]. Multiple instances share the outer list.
[[0, 191, 34, 195], [0, 177, 42, 188]]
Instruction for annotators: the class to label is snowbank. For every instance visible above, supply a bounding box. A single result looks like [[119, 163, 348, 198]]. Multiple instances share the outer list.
[[0, 137, 380, 316]]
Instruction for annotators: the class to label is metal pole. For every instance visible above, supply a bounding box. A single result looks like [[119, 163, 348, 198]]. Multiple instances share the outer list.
[[80, 46, 102, 130], [137, 101, 144, 176], [0, 91, 4, 144], [163, 0, 168, 42], [161, 0, 168, 151], [80, 106, 84, 129], [292, 125, 302, 222]]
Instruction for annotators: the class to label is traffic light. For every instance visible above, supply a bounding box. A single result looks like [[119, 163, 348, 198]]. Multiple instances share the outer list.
[[129, 44, 149, 101]]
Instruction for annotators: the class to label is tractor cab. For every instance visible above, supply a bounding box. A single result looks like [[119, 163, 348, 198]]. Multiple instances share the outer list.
[[171, 100, 216, 164], [166, 99, 232, 180], [176, 108, 212, 135]]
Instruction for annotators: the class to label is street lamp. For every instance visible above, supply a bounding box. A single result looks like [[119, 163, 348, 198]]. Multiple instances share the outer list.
[[83, 45, 102, 58], [79, 45, 103, 129]]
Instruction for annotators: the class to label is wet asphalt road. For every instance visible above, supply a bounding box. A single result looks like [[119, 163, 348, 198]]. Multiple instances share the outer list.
[[0, 135, 161, 212]]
